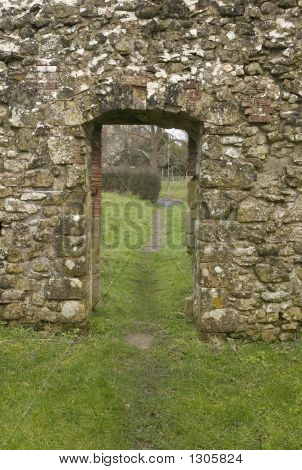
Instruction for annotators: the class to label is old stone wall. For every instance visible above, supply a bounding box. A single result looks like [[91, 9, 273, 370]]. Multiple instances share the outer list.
[[0, 0, 302, 340]]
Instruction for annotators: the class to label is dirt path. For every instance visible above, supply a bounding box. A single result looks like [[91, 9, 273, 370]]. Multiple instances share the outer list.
[[126, 203, 165, 348], [141, 199, 181, 254], [125, 199, 182, 349], [141, 208, 163, 253], [123, 252, 159, 349]]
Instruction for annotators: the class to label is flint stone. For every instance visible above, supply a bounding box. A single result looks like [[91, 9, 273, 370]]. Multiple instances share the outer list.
[[199, 191, 231, 219], [200, 161, 256, 189], [61, 301, 85, 321], [21, 192, 47, 201], [1, 289, 25, 302], [206, 102, 240, 125], [261, 326, 280, 342], [4, 198, 37, 214], [255, 263, 290, 283], [45, 278, 84, 300], [135, 2, 160, 19], [2, 303, 23, 320], [282, 322, 298, 331], [0, 186, 12, 198], [160, 0, 190, 19], [64, 257, 88, 277], [237, 197, 272, 222], [261, 291, 290, 302], [0, 105, 7, 124], [283, 306, 302, 321], [199, 308, 247, 333], [48, 136, 74, 165], [44, 3, 78, 19], [4, 154, 35, 173], [23, 170, 54, 188]]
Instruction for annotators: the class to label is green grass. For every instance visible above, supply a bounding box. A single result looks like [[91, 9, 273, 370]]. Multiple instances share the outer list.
[[160, 180, 187, 201], [0, 191, 302, 449], [101, 192, 153, 251]]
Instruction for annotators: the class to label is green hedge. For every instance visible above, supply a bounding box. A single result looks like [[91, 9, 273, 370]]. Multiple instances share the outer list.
[[102, 166, 130, 193], [102, 166, 161, 203]]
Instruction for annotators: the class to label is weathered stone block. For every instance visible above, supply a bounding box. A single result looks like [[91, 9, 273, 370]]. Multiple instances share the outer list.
[[45, 278, 85, 300], [199, 242, 229, 263], [0, 276, 13, 289], [44, 3, 78, 19], [1, 289, 25, 302], [2, 303, 23, 320], [48, 136, 74, 165], [64, 257, 88, 277], [237, 197, 271, 222], [16, 128, 36, 151], [0, 105, 7, 125], [282, 322, 298, 331], [55, 235, 87, 258], [200, 161, 256, 189], [4, 153, 35, 173], [7, 264, 23, 274], [135, 2, 160, 19], [23, 170, 54, 188], [61, 215, 86, 236], [283, 306, 302, 321], [0, 186, 12, 198], [261, 290, 290, 302], [206, 102, 240, 126], [255, 263, 290, 283], [187, 179, 197, 209], [245, 63, 262, 76], [199, 191, 232, 220], [237, 296, 261, 311], [160, 0, 190, 19], [261, 325, 280, 342], [199, 308, 247, 333], [61, 301, 86, 321], [21, 192, 47, 201], [4, 198, 37, 214]]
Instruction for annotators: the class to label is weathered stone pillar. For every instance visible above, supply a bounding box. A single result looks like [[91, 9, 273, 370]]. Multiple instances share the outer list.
[[186, 138, 198, 250], [185, 138, 198, 316], [194, 119, 259, 339], [90, 128, 102, 307]]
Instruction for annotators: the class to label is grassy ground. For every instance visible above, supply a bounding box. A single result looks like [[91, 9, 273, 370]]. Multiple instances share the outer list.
[[0, 190, 302, 449], [160, 180, 188, 201]]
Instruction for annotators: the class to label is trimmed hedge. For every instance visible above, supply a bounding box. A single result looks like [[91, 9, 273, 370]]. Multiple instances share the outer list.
[[102, 166, 130, 194], [102, 166, 161, 203], [129, 170, 161, 203]]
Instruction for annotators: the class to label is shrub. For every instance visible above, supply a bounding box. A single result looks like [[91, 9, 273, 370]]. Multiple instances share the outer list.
[[129, 169, 161, 203], [102, 166, 130, 193], [102, 166, 161, 203]]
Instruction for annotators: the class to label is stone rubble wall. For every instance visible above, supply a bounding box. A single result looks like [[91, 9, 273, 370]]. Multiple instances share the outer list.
[[0, 0, 302, 340]]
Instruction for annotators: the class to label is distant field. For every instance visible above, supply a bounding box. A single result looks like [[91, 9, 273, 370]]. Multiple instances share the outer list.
[[160, 180, 187, 202]]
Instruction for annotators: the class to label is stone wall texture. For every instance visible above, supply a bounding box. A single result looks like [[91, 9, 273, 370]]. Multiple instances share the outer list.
[[0, 0, 302, 340]]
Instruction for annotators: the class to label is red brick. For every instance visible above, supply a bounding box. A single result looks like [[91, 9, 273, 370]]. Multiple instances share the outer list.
[[247, 114, 272, 123]]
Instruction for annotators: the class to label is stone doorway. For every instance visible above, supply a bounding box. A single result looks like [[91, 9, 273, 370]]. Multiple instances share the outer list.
[[84, 109, 200, 310]]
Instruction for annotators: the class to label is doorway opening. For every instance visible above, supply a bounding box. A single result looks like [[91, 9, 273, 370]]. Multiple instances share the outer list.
[[85, 109, 199, 318]]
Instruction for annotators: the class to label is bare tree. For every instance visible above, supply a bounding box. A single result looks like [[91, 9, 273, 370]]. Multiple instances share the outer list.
[[102, 124, 188, 174]]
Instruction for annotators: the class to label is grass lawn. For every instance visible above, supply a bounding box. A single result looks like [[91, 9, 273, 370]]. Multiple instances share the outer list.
[[160, 180, 188, 201], [0, 191, 302, 449]]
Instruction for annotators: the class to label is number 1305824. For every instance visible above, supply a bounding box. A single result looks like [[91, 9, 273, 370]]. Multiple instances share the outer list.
[[189, 454, 243, 464]]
